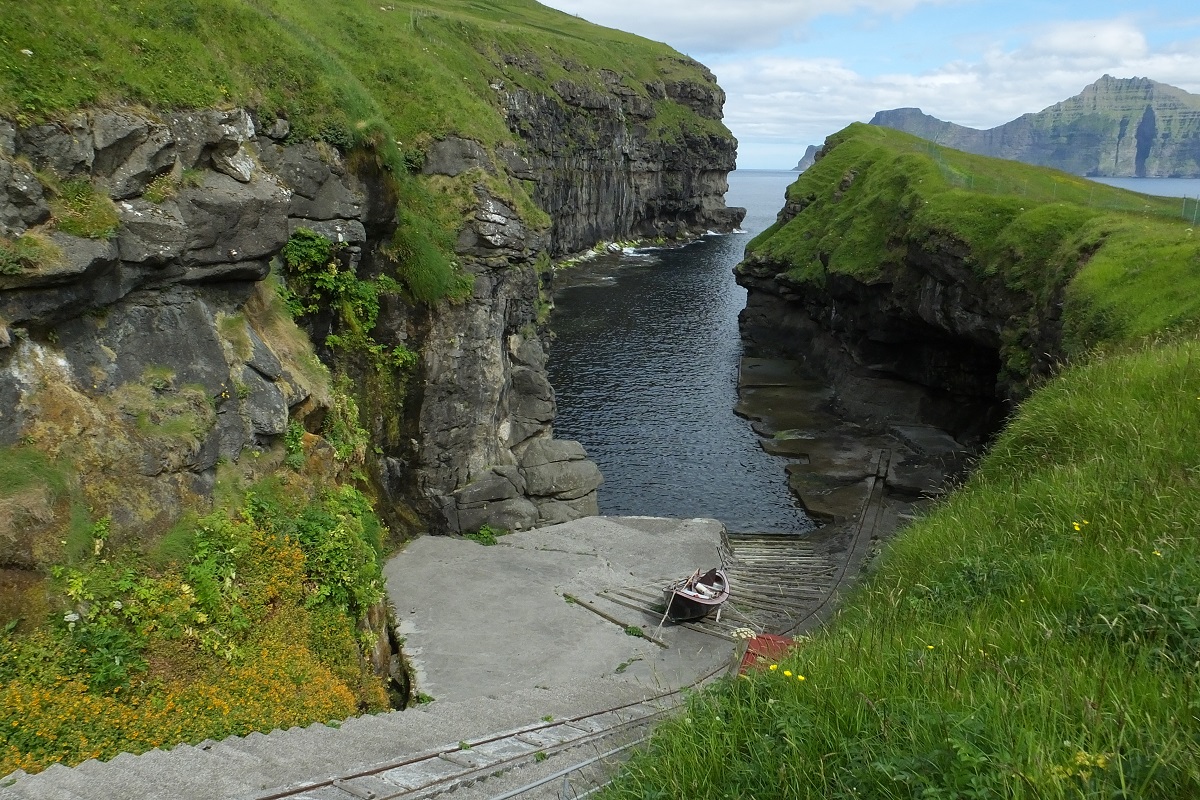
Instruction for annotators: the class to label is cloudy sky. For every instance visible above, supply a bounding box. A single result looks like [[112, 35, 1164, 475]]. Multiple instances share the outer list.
[[540, 0, 1200, 168]]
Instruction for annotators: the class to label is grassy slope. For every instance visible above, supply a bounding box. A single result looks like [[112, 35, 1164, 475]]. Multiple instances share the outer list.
[[603, 127, 1200, 798], [0, 0, 719, 144], [608, 338, 1200, 798], [0, 0, 731, 300], [746, 124, 1200, 358]]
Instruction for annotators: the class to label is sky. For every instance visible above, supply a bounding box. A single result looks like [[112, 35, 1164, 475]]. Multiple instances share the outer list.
[[539, 0, 1200, 169]]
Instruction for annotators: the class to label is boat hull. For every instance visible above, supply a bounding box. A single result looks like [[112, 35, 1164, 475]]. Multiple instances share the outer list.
[[662, 568, 730, 622]]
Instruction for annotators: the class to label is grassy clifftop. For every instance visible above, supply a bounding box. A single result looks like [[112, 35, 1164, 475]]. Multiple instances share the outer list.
[[0, 0, 726, 157], [608, 126, 1200, 797], [2, 1, 733, 300], [747, 123, 1200, 357]]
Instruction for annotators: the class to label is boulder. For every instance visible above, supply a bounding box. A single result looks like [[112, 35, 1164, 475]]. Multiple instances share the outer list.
[[455, 496, 539, 533], [421, 137, 492, 177], [212, 146, 255, 183], [263, 118, 290, 141], [0, 158, 50, 237], [534, 495, 598, 525], [116, 199, 188, 265], [509, 366, 554, 423], [0, 233, 118, 291], [91, 111, 151, 176], [453, 473, 520, 505], [245, 327, 284, 381], [239, 365, 288, 437], [523, 458, 603, 500], [16, 114, 94, 176], [104, 125, 175, 200], [169, 109, 255, 171], [262, 142, 363, 221], [518, 438, 588, 469], [176, 171, 289, 265]]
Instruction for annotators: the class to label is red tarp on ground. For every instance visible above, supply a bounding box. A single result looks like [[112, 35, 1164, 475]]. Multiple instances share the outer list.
[[739, 633, 794, 674]]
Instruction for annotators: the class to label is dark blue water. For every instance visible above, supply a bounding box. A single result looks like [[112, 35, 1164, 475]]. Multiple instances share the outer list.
[[546, 170, 811, 532]]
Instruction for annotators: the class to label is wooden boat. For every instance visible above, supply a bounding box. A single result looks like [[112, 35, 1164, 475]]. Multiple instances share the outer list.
[[662, 567, 730, 622]]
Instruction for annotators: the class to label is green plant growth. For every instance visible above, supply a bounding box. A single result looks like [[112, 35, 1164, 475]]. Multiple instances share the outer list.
[[48, 179, 119, 240], [281, 228, 423, 373], [745, 123, 1200, 381], [0, 446, 93, 563], [0, 478, 392, 775], [323, 375, 370, 467], [141, 173, 178, 204], [283, 421, 306, 471], [0, 231, 63, 275], [602, 335, 1200, 799], [463, 524, 509, 546]]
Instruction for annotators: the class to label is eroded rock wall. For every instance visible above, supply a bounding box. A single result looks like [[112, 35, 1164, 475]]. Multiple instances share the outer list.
[[0, 109, 350, 560], [501, 62, 744, 255], [737, 212, 1027, 443], [2, 59, 744, 541]]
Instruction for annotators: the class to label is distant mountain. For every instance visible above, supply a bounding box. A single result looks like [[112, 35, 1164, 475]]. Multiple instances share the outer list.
[[793, 145, 819, 172], [870, 75, 1200, 177]]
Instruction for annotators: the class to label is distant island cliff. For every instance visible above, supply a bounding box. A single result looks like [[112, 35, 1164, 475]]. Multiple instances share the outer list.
[[870, 75, 1200, 177], [792, 144, 819, 172]]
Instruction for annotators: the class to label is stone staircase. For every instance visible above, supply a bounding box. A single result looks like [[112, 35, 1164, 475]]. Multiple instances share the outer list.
[[0, 680, 677, 800]]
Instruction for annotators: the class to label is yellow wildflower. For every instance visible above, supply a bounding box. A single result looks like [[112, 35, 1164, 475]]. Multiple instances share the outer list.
[[769, 664, 778, 671], [783, 670, 792, 677]]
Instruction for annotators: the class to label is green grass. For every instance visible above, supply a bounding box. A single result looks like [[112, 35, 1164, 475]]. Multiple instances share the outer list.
[[745, 123, 1200, 381], [0, 0, 728, 300], [0, 231, 63, 275], [48, 178, 119, 240], [604, 336, 1200, 799]]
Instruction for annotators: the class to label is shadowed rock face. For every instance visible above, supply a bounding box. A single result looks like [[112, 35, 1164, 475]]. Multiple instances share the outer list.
[[870, 75, 1200, 177], [737, 206, 1022, 445], [2, 69, 743, 541], [501, 63, 745, 255]]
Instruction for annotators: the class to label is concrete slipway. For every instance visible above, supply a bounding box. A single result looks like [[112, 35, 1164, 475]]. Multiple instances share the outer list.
[[1, 516, 738, 800]]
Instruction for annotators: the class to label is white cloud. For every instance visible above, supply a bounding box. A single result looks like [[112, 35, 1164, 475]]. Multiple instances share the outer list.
[[714, 21, 1200, 167], [543, 2, 1200, 168], [1027, 18, 1147, 59], [542, 0, 955, 53]]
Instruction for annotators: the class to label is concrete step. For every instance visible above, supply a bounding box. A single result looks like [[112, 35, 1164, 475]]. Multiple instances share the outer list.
[[0, 673, 679, 800]]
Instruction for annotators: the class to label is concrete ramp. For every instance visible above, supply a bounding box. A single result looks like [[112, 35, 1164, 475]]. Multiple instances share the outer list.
[[1, 517, 736, 800]]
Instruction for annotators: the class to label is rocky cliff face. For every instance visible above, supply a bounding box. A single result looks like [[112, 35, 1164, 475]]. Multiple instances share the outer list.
[[871, 75, 1200, 177], [1, 58, 742, 543], [737, 243, 1017, 443], [411, 63, 743, 533], [501, 62, 743, 255], [793, 145, 819, 172], [736, 160, 1061, 443]]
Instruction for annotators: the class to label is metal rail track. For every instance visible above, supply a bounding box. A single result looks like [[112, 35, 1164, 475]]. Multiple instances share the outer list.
[[261, 450, 893, 800]]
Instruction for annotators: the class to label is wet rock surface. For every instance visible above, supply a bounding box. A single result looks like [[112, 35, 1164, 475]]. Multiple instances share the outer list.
[[736, 356, 972, 529]]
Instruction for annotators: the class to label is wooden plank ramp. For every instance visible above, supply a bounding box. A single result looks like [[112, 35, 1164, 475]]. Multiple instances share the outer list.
[[590, 449, 892, 642]]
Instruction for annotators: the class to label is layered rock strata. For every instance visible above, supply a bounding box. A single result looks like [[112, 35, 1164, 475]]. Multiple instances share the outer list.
[[737, 194, 1022, 443], [499, 62, 745, 255], [2, 63, 743, 539]]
